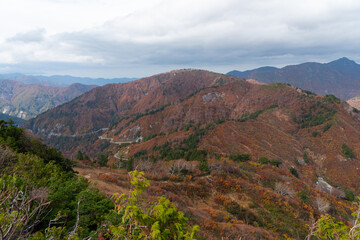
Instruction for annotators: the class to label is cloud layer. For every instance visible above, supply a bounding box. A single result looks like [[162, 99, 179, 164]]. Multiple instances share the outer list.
[[1, 0, 360, 77]]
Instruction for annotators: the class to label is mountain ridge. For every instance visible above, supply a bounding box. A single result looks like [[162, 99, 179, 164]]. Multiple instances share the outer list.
[[0, 79, 97, 119], [227, 57, 360, 100], [0, 73, 137, 87]]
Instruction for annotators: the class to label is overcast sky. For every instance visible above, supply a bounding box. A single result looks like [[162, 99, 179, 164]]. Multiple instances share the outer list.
[[1, 0, 360, 78]]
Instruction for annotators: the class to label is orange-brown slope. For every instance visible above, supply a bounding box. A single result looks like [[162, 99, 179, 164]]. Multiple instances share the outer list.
[[24, 69, 237, 137], [97, 81, 360, 193], [104, 81, 299, 142]]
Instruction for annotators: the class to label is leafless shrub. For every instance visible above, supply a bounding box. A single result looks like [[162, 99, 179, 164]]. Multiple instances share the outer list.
[[208, 161, 239, 174], [167, 159, 189, 175], [0, 186, 51, 240], [274, 182, 295, 198], [30, 187, 49, 202], [0, 145, 16, 170], [350, 201, 360, 237], [314, 196, 330, 213], [208, 161, 223, 171], [134, 159, 154, 172], [149, 160, 165, 175]]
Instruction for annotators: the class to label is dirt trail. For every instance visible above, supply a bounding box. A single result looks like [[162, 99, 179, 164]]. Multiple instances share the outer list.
[[74, 166, 129, 196]]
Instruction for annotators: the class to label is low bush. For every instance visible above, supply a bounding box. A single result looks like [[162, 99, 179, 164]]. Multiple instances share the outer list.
[[229, 154, 251, 162], [289, 167, 299, 178], [342, 143, 355, 158]]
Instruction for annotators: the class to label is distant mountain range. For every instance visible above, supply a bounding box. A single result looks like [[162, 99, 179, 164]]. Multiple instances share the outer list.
[[0, 73, 137, 87], [0, 112, 25, 125], [0, 79, 97, 119], [227, 57, 360, 100]]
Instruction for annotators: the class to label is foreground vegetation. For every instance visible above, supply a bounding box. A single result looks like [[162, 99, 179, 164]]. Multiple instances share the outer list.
[[3, 119, 360, 239], [0, 120, 198, 239]]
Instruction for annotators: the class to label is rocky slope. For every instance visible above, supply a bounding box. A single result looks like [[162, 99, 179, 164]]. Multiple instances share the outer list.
[[347, 96, 360, 109], [227, 57, 360, 100], [0, 79, 96, 119]]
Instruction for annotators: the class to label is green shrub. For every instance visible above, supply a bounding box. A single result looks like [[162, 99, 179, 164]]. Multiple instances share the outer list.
[[324, 94, 341, 104], [302, 89, 317, 96], [183, 123, 193, 131], [344, 189, 355, 201], [269, 159, 282, 167], [166, 148, 185, 161], [303, 152, 309, 163], [126, 157, 134, 172], [342, 143, 355, 158], [229, 154, 251, 162], [323, 123, 332, 133], [77, 150, 84, 160], [238, 105, 278, 122], [110, 171, 199, 239], [258, 157, 270, 165], [143, 133, 159, 141], [215, 119, 225, 125], [119, 142, 131, 148], [185, 149, 207, 161], [199, 158, 209, 174], [225, 201, 258, 225], [133, 149, 147, 158], [312, 131, 320, 137], [289, 167, 299, 178], [294, 103, 336, 128], [297, 189, 310, 203], [98, 153, 108, 167]]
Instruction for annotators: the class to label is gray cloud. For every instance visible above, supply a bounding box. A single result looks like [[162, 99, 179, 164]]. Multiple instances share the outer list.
[[1, 0, 360, 77], [7, 28, 46, 43]]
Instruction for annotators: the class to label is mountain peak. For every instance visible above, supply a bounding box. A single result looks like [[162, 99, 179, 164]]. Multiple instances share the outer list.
[[328, 57, 358, 66]]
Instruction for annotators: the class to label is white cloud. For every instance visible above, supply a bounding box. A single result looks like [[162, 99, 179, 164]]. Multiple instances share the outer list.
[[7, 28, 46, 44], [0, 0, 360, 77]]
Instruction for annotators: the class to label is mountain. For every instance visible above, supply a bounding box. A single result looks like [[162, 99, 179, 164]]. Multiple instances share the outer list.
[[0, 79, 97, 119], [24, 69, 360, 190], [25, 70, 229, 135], [23, 69, 360, 238], [0, 112, 25, 125], [0, 73, 137, 87], [227, 57, 360, 100], [347, 96, 360, 110]]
